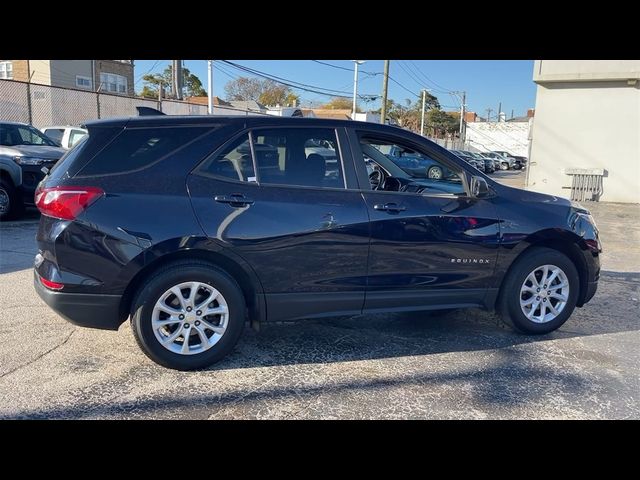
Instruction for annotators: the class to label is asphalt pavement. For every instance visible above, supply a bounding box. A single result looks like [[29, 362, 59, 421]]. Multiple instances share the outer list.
[[0, 172, 638, 419]]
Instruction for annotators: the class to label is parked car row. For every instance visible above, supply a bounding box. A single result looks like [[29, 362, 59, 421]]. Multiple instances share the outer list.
[[450, 149, 526, 173], [0, 121, 87, 220]]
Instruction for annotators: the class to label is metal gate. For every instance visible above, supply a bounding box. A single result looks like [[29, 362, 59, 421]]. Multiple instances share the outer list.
[[565, 168, 605, 202]]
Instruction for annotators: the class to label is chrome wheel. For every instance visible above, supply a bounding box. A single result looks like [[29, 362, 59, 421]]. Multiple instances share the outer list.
[[151, 281, 229, 355], [0, 188, 9, 215], [428, 166, 443, 179], [520, 264, 569, 323]]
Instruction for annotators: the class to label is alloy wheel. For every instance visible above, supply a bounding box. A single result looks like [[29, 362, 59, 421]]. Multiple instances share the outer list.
[[519, 264, 570, 323], [151, 281, 229, 355]]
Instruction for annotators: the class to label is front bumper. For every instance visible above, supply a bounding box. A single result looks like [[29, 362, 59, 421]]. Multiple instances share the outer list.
[[19, 164, 51, 205], [34, 272, 124, 330]]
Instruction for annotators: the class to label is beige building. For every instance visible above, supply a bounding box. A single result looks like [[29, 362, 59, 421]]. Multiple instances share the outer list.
[[0, 60, 134, 96], [527, 60, 640, 203]]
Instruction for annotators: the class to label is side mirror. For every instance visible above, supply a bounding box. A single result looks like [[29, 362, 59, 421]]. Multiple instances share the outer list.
[[470, 176, 490, 198]]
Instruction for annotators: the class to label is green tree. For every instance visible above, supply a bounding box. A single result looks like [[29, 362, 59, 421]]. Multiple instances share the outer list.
[[139, 65, 206, 99], [321, 97, 356, 110], [427, 109, 460, 136], [375, 93, 440, 131], [223, 76, 299, 106]]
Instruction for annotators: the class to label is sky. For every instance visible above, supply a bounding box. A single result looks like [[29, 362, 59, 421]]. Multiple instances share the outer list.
[[134, 60, 536, 118]]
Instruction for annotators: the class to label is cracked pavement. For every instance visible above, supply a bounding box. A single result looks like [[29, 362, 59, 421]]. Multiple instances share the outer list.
[[0, 175, 638, 419]]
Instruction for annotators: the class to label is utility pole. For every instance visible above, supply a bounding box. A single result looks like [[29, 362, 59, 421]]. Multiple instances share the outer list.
[[498, 102, 502, 121], [26, 60, 33, 125], [352, 60, 365, 120], [420, 89, 427, 136], [485, 108, 493, 122], [158, 83, 163, 112], [380, 60, 390, 124], [175, 60, 183, 100], [459, 91, 466, 143], [207, 60, 214, 115], [511, 108, 514, 120]]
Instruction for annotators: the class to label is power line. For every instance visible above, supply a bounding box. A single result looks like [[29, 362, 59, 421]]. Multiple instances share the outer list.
[[408, 60, 456, 93], [222, 60, 362, 98], [387, 74, 420, 99], [135, 60, 162, 86], [396, 61, 432, 92], [311, 60, 378, 77], [312, 60, 353, 72]]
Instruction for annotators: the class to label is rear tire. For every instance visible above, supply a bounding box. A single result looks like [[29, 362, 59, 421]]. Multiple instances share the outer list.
[[500, 162, 509, 171], [0, 178, 23, 221], [130, 260, 246, 370], [499, 247, 579, 334]]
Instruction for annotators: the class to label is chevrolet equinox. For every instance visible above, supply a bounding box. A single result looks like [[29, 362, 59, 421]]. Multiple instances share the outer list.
[[34, 115, 601, 370]]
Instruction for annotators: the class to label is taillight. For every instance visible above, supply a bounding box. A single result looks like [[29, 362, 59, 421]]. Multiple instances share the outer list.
[[35, 186, 104, 220], [39, 276, 64, 290]]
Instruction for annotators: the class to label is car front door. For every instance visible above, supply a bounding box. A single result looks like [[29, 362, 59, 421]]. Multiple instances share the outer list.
[[348, 129, 501, 312], [187, 126, 370, 322]]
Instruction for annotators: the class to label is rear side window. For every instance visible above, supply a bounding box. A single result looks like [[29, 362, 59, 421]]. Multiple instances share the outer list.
[[251, 128, 344, 189], [79, 127, 210, 176], [197, 134, 256, 182], [44, 129, 64, 145]]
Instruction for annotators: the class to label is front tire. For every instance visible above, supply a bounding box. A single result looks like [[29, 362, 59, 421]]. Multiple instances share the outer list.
[[500, 162, 509, 171], [130, 261, 246, 370], [0, 178, 23, 221], [499, 247, 579, 334]]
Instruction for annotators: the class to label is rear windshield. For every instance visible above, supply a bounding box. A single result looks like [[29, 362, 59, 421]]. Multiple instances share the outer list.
[[78, 127, 211, 176]]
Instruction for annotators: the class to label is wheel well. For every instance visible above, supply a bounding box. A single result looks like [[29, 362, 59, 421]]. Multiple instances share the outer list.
[[0, 169, 15, 186], [119, 249, 262, 328], [496, 238, 588, 310]]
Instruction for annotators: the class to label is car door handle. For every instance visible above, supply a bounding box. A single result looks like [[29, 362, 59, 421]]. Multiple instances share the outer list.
[[214, 194, 254, 207], [374, 203, 406, 213]]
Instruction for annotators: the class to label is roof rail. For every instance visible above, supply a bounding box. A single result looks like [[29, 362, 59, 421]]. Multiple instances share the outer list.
[[136, 106, 166, 116]]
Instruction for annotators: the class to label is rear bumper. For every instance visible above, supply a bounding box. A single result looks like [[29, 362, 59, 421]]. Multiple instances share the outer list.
[[34, 272, 124, 330]]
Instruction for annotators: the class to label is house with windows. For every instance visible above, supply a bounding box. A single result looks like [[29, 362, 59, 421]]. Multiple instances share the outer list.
[[0, 60, 134, 96]]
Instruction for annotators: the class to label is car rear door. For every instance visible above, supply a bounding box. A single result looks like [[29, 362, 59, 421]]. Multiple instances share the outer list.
[[187, 125, 370, 322], [348, 128, 501, 312]]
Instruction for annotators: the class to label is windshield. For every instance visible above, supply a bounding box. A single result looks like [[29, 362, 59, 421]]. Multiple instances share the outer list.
[[0, 123, 59, 147]]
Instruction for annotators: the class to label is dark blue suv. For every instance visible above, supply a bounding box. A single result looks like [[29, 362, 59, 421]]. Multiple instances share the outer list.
[[34, 115, 601, 370]]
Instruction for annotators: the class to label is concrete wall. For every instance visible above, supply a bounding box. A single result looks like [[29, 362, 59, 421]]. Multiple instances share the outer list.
[[49, 60, 92, 89], [534, 60, 640, 83], [465, 121, 530, 157], [527, 79, 640, 203]]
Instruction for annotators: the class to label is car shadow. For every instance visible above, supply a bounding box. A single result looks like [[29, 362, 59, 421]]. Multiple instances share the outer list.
[[210, 269, 639, 371], [5, 344, 596, 419]]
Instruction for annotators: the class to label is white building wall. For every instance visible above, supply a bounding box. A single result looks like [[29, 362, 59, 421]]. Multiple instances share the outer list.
[[352, 112, 381, 123], [527, 61, 640, 203], [465, 122, 530, 157]]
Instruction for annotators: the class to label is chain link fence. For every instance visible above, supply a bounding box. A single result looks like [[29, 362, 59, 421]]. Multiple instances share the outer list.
[[0, 79, 208, 128]]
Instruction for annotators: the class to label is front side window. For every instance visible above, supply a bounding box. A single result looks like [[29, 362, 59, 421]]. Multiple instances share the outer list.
[[0, 61, 12, 79], [359, 135, 465, 195], [251, 128, 344, 189]]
